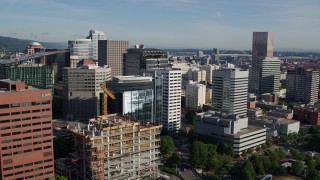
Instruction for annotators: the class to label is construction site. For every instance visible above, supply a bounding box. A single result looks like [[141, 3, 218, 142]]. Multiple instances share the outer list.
[[70, 114, 162, 180]]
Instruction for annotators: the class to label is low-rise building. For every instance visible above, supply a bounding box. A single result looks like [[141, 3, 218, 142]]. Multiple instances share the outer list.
[[249, 116, 300, 138], [267, 109, 293, 119], [256, 101, 287, 111], [195, 111, 266, 154], [247, 108, 263, 118]]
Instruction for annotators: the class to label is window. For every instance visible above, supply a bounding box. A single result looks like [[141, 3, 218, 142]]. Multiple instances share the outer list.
[[11, 103, 20, 108], [0, 104, 9, 109], [11, 111, 20, 115], [31, 101, 41, 106], [41, 100, 50, 105], [22, 102, 31, 107], [0, 113, 10, 117]]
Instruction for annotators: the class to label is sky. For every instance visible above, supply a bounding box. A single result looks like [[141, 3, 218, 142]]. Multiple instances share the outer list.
[[1, 0, 320, 49]]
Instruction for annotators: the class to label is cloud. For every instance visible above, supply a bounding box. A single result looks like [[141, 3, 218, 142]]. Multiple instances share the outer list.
[[213, 11, 223, 18]]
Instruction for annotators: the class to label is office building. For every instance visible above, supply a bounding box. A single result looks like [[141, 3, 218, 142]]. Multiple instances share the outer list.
[[185, 83, 206, 110], [124, 46, 169, 76], [107, 76, 162, 124], [68, 30, 106, 61], [98, 40, 129, 76], [144, 69, 182, 133], [63, 62, 112, 121], [0, 63, 54, 89], [71, 114, 162, 180], [286, 67, 319, 104], [68, 39, 93, 59], [87, 30, 107, 61], [252, 32, 273, 60], [159, 69, 182, 133], [0, 80, 54, 179], [249, 57, 281, 95], [212, 68, 248, 117], [195, 112, 266, 154]]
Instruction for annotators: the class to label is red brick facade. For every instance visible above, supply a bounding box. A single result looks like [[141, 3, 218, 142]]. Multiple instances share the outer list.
[[0, 80, 54, 179]]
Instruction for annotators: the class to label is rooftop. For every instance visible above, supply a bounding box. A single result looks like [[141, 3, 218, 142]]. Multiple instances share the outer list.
[[72, 114, 162, 137], [233, 125, 266, 137]]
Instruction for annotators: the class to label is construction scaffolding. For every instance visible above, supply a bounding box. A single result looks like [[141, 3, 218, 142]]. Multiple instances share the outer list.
[[73, 114, 162, 180]]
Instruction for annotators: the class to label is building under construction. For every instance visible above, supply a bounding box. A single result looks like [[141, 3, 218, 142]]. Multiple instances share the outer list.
[[71, 114, 162, 180]]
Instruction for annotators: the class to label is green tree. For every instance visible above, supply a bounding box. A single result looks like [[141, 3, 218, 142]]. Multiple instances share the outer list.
[[191, 141, 208, 169], [240, 166, 254, 180], [55, 175, 68, 180], [292, 160, 304, 176], [217, 143, 234, 156], [306, 169, 320, 180], [160, 136, 175, 157], [242, 160, 255, 179], [250, 155, 265, 175], [185, 110, 197, 125], [262, 156, 271, 170]]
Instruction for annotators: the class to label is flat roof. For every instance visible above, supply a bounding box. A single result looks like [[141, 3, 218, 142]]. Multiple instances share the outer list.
[[233, 125, 266, 137]]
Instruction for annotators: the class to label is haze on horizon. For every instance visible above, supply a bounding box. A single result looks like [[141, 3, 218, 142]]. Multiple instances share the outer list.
[[1, 0, 319, 50]]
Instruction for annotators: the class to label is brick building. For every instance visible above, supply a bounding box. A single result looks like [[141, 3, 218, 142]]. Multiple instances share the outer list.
[[0, 80, 54, 179]]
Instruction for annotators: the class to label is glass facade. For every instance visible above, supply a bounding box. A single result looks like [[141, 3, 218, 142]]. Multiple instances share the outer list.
[[107, 76, 162, 124], [122, 90, 153, 121]]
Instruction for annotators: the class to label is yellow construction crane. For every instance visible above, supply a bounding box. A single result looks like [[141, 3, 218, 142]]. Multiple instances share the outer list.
[[100, 82, 115, 115]]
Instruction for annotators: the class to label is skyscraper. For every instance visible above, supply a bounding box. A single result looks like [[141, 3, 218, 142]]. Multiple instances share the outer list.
[[252, 32, 274, 60], [68, 30, 106, 61], [87, 30, 106, 61], [98, 40, 129, 76], [0, 80, 54, 179], [63, 62, 112, 121], [249, 57, 281, 95], [286, 67, 319, 104], [249, 32, 280, 95], [212, 68, 248, 117], [124, 46, 169, 76], [144, 69, 182, 133]]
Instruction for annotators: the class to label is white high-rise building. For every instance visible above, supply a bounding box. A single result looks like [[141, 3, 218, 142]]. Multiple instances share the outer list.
[[212, 68, 248, 117], [68, 39, 93, 59], [186, 83, 206, 110], [68, 30, 106, 61], [87, 30, 107, 60], [149, 69, 182, 133]]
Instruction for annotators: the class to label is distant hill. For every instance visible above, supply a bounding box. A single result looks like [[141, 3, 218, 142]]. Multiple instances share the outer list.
[[0, 36, 67, 52]]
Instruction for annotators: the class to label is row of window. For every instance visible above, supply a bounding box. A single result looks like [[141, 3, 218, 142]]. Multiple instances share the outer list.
[[0, 120, 51, 130], [2, 145, 52, 157], [0, 115, 51, 124], [2, 139, 52, 151], [3, 161, 53, 178], [1, 133, 52, 144], [1, 127, 52, 137], [0, 100, 51, 110]]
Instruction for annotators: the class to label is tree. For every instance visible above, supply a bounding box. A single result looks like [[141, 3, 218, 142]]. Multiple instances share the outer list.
[[250, 155, 265, 175], [240, 166, 254, 180], [185, 110, 197, 125], [306, 169, 320, 180], [292, 160, 304, 176], [217, 143, 234, 156], [191, 141, 208, 169], [160, 136, 175, 157], [55, 175, 68, 180], [242, 160, 255, 179]]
